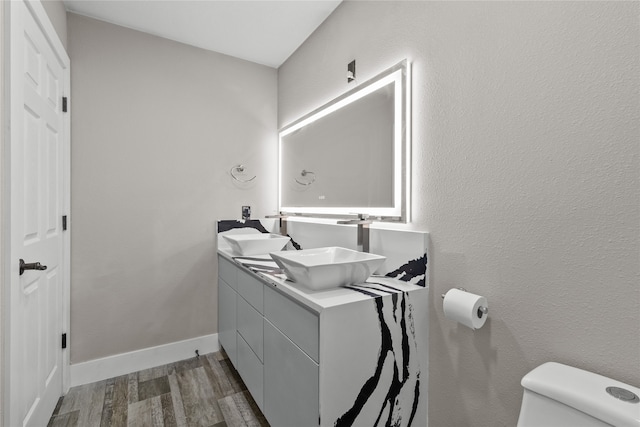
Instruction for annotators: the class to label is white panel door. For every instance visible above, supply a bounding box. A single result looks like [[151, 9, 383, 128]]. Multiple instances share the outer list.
[[7, 1, 70, 426]]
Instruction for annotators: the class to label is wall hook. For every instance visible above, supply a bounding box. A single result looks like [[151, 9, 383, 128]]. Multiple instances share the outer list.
[[295, 169, 316, 186], [230, 164, 256, 183]]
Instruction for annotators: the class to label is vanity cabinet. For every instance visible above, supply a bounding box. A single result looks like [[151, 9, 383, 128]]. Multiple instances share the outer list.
[[217, 256, 237, 366], [235, 268, 265, 410], [217, 254, 320, 423], [217, 252, 428, 427], [218, 256, 267, 411]]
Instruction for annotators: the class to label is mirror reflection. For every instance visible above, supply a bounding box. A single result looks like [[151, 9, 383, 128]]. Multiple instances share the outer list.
[[279, 60, 409, 221]]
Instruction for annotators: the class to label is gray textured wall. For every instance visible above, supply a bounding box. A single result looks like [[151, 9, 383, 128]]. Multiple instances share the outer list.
[[67, 13, 277, 364], [279, 2, 640, 425]]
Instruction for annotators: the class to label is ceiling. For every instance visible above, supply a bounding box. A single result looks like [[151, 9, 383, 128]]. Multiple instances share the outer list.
[[63, 0, 342, 68]]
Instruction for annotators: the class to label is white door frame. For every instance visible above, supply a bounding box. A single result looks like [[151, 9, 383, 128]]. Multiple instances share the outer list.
[[1, 1, 71, 425]]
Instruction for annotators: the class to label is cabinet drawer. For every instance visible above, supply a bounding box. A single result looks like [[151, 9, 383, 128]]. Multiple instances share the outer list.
[[264, 320, 318, 427], [218, 255, 237, 290], [237, 295, 263, 362], [218, 279, 237, 367], [237, 268, 263, 314], [237, 333, 264, 411], [264, 285, 319, 363]]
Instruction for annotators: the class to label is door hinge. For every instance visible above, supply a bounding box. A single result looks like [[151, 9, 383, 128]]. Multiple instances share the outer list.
[[62, 333, 67, 349], [62, 97, 68, 113], [62, 215, 67, 231]]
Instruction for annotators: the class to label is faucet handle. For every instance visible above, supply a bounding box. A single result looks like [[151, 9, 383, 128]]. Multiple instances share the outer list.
[[265, 214, 288, 219], [338, 213, 373, 225]]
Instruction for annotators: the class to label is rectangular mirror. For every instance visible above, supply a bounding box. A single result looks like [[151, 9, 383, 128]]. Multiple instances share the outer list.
[[279, 60, 410, 222]]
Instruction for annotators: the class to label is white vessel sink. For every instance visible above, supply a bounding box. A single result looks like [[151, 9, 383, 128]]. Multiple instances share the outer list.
[[270, 247, 386, 291], [223, 233, 290, 256]]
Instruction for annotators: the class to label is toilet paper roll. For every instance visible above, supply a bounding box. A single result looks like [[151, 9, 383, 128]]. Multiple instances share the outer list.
[[443, 288, 488, 330]]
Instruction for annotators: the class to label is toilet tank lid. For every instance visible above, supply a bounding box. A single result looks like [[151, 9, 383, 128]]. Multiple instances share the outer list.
[[521, 362, 640, 427]]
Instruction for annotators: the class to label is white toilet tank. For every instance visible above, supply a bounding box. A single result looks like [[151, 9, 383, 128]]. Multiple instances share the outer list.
[[517, 362, 640, 427]]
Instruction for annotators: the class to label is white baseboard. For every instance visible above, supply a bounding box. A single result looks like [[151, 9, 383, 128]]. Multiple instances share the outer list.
[[70, 333, 219, 387]]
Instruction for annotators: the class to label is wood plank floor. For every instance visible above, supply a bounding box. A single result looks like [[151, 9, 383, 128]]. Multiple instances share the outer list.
[[48, 351, 270, 427]]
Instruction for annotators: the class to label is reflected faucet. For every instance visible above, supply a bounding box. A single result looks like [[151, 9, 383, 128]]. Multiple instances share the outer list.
[[337, 214, 372, 253]]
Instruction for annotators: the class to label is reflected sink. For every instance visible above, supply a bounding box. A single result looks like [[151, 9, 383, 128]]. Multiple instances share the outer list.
[[223, 233, 291, 256], [270, 247, 386, 291]]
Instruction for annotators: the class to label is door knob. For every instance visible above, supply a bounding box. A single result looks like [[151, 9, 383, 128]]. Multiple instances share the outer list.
[[19, 259, 47, 275]]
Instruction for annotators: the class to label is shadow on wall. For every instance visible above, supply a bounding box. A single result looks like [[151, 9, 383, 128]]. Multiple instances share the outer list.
[[72, 239, 217, 363], [434, 314, 531, 424], [430, 251, 530, 424], [163, 241, 217, 331]]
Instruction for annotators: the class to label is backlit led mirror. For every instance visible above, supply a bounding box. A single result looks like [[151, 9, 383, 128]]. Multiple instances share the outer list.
[[279, 60, 410, 222]]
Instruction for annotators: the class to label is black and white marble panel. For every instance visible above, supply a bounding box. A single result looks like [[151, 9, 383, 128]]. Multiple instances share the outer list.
[[321, 286, 428, 427]]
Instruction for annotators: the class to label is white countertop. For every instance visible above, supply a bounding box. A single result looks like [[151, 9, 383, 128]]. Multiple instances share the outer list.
[[218, 248, 426, 313]]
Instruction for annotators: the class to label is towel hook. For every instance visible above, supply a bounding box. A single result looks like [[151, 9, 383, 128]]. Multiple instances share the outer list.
[[230, 164, 256, 183], [295, 169, 316, 186]]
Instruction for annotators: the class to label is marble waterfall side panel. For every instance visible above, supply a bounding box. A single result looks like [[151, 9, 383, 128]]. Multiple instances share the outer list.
[[319, 287, 429, 427]]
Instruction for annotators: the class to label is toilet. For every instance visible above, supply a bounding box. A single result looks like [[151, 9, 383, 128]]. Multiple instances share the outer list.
[[517, 362, 640, 427]]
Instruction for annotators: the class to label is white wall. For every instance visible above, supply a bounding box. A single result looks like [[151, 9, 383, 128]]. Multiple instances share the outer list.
[[67, 13, 278, 364], [279, 2, 640, 425]]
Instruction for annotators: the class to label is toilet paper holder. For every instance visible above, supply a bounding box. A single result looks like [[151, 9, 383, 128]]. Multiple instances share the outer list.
[[442, 288, 489, 318]]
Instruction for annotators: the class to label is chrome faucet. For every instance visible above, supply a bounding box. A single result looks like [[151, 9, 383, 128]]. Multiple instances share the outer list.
[[337, 214, 372, 253], [265, 212, 288, 236]]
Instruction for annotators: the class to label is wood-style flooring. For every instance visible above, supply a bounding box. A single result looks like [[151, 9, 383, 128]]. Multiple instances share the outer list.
[[48, 350, 269, 427]]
